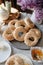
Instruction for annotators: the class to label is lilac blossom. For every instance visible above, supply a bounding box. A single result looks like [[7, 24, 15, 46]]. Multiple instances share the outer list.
[[17, 0, 43, 10], [17, 0, 43, 21], [20, 0, 27, 10], [35, 8, 43, 21]]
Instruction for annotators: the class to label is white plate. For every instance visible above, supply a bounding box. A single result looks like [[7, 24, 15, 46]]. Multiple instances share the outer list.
[[0, 36, 11, 63], [14, 54, 33, 65]]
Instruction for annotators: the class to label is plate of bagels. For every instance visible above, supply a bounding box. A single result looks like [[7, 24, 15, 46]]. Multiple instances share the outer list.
[[1, 8, 43, 50]]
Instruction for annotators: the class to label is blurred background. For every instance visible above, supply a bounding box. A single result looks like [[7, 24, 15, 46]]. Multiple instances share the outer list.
[[0, 0, 32, 13]]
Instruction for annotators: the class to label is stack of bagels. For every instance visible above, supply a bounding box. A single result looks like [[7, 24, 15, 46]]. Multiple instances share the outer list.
[[2, 18, 41, 47]]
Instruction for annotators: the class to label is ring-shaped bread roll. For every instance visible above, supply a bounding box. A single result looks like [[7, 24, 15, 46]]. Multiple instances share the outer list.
[[2, 28, 14, 41], [8, 19, 19, 27], [24, 18, 34, 29], [8, 25, 15, 32], [5, 55, 24, 65], [29, 29, 41, 39], [12, 26, 26, 41], [15, 20, 29, 31], [24, 32, 39, 47]]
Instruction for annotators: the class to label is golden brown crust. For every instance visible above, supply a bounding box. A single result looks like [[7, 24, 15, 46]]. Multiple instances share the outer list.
[[24, 31, 39, 47], [8, 19, 19, 27], [15, 20, 29, 31], [2, 28, 14, 41], [8, 26, 15, 32], [5, 55, 24, 65], [12, 26, 26, 41], [25, 18, 35, 29], [29, 29, 41, 39], [5, 55, 15, 65]]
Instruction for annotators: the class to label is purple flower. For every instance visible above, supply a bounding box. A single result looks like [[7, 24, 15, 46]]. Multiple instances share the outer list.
[[17, 0, 43, 9], [17, 0, 43, 21], [20, 0, 27, 10], [35, 8, 43, 21], [17, 0, 21, 2]]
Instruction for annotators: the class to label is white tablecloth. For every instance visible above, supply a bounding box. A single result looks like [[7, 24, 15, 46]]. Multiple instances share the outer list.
[[0, 12, 43, 65], [0, 46, 43, 65]]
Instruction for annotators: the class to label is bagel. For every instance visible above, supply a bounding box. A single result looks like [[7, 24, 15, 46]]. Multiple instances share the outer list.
[[2, 28, 14, 41], [24, 32, 39, 47], [24, 18, 34, 29], [15, 20, 29, 31], [5, 55, 24, 65], [8, 19, 19, 27], [29, 29, 41, 39], [12, 26, 26, 41], [8, 25, 15, 32]]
